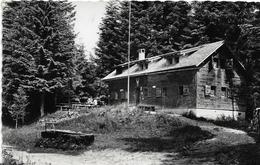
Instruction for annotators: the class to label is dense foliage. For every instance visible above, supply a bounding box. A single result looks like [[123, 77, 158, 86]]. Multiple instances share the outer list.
[[2, 1, 95, 126]]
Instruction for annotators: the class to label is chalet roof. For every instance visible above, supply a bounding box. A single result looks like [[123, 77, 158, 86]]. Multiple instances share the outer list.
[[103, 40, 224, 81]]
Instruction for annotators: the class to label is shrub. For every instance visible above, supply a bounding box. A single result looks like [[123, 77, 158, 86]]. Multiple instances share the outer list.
[[214, 115, 249, 131]]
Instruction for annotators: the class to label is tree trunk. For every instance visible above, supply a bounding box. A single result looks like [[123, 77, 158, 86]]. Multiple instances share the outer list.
[[40, 92, 45, 117], [15, 114, 18, 129]]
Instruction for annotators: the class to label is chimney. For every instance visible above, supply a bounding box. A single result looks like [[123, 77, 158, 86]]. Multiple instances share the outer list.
[[138, 49, 145, 60]]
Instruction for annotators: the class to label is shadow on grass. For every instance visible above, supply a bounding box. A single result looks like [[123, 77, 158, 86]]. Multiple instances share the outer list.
[[160, 134, 260, 165], [174, 143, 260, 165], [121, 125, 214, 152]]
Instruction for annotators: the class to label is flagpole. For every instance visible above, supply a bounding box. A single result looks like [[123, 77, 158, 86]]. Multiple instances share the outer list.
[[127, 0, 131, 107]]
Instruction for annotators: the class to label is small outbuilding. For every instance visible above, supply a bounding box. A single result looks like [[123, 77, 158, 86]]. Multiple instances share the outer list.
[[103, 41, 247, 120]]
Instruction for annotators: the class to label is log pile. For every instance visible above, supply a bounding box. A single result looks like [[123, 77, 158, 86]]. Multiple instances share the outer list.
[[35, 130, 94, 150]]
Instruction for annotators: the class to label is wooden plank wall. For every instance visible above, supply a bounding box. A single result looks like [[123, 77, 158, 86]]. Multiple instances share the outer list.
[[196, 53, 246, 112], [108, 70, 197, 110]]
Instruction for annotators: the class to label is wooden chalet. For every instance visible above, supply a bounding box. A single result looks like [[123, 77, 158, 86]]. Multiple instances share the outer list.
[[102, 41, 247, 120]]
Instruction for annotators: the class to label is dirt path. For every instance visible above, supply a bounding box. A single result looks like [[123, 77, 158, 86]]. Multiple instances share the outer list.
[[5, 148, 170, 165], [3, 121, 256, 165]]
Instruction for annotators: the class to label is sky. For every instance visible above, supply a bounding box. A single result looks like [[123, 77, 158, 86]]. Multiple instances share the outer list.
[[73, 1, 108, 55]]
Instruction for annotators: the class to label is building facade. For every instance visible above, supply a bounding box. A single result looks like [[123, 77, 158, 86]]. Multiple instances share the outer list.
[[103, 41, 247, 120]]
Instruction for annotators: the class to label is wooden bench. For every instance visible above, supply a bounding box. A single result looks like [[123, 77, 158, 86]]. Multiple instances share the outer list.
[[56, 104, 71, 111], [138, 105, 155, 111], [44, 121, 56, 131]]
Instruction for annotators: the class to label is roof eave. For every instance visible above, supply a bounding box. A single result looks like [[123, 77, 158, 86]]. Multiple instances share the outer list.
[[102, 65, 198, 81]]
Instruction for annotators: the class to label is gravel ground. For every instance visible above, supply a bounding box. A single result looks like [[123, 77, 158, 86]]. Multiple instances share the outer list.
[[5, 148, 170, 165]]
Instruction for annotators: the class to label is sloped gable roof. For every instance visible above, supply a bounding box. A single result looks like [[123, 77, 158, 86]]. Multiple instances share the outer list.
[[103, 40, 224, 81]]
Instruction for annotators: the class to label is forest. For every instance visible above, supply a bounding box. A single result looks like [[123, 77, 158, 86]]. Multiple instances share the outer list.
[[2, 1, 260, 127]]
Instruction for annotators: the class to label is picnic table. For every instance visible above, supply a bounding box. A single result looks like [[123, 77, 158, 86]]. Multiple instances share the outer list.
[[138, 105, 155, 111]]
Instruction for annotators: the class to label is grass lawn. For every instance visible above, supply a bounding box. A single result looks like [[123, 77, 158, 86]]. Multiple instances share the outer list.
[[3, 104, 259, 164], [2, 104, 213, 153]]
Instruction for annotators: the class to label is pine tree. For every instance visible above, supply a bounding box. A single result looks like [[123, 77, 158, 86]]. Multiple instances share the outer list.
[[95, 1, 123, 77], [73, 44, 98, 100], [192, 1, 258, 43], [2, 1, 77, 119]]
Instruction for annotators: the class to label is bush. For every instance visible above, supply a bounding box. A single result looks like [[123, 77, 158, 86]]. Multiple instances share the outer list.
[[214, 116, 249, 131]]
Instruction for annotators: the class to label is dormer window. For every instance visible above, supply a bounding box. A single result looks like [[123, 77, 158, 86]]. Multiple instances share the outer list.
[[174, 57, 179, 63], [137, 60, 148, 71], [116, 66, 123, 74], [166, 57, 173, 65], [167, 56, 179, 65]]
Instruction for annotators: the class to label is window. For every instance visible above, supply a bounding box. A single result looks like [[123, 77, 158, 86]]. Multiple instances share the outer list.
[[143, 87, 148, 97], [114, 92, 118, 100], [156, 88, 162, 97], [144, 63, 148, 69], [179, 86, 183, 95], [175, 57, 179, 63], [226, 59, 233, 69], [116, 66, 123, 74], [120, 89, 125, 99], [147, 87, 152, 97], [220, 59, 226, 69], [211, 86, 216, 96], [221, 87, 227, 97], [167, 57, 173, 65], [179, 85, 189, 95], [183, 85, 189, 95], [213, 58, 219, 68], [162, 87, 167, 97], [139, 62, 148, 70]]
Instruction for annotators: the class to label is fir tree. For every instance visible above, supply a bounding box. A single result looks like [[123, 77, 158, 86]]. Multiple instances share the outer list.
[[2, 1, 77, 119]]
